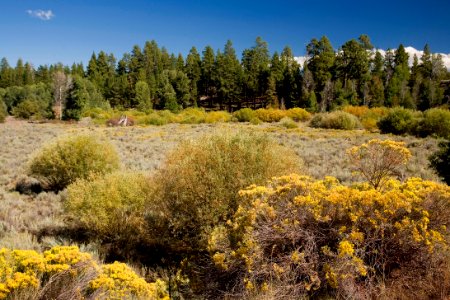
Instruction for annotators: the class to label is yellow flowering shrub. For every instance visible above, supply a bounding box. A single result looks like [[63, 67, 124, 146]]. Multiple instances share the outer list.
[[285, 108, 311, 121], [254, 108, 286, 122], [204, 111, 232, 123], [89, 262, 169, 300], [208, 174, 450, 298], [342, 105, 389, 130], [0, 246, 168, 300], [347, 139, 411, 189]]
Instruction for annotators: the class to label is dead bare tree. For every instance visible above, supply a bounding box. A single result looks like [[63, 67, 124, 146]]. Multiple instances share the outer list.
[[52, 71, 72, 120]]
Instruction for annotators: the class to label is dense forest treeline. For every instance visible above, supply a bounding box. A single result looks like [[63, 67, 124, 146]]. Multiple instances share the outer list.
[[0, 35, 449, 120]]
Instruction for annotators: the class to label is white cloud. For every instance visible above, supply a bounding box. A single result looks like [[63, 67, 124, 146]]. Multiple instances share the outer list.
[[27, 9, 55, 21], [295, 46, 450, 70]]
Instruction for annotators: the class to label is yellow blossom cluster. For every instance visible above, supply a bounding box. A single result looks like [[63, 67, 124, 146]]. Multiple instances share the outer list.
[[0, 246, 168, 300], [89, 262, 169, 300], [208, 173, 450, 295]]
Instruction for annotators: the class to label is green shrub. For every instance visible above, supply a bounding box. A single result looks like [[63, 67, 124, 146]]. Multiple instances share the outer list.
[[65, 172, 150, 238], [137, 112, 170, 126], [310, 111, 361, 130], [28, 135, 120, 191], [278, 117, 298, 129], [81, 107, 113, 120], [205, 111, 232, 123], [146, 131, 302, 252], [254, 108, 286, 122], [0, 98, 7, 123], [250, 117, 262, 125], [377, 107, 416, 135], [430, 140, 450, 185], [176, 108, 207, 124], [416, 108, 450, 139], [11, 100, 50, 120], [286, 108, 311, 121], [233, 108, 256, 122]]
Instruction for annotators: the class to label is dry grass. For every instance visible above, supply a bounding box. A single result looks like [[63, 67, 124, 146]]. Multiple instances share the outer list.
[[0, 118, 440, 253]]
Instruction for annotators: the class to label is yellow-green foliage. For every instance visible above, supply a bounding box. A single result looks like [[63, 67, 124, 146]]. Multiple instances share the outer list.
[[27, 135, 120, 191], [233, 108, 256, 122], [417, 108, 450, 139], [137, 111, 172, 126], [342, 106, 389, 131], [209, 174, 450, 298], [89, 262, 169, 300], [254, 108, 286, 122], [174, 108, 207, 124], [205, 111, 232, 123], [347, 139, 412, 189], [286, 108, 311, 121], [0, 246, 168, 300], [148, 131, 302, 251], [310, 111, 362, 130], [278, 117, 298, 129], [65, 172, 150, 237], [82, 107, 114, 120]]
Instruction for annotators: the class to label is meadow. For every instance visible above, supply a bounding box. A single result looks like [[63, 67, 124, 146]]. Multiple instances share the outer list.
[[0, 116, 445, 299]]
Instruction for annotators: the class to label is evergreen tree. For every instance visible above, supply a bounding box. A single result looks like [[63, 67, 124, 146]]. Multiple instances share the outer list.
[[306, 36, 335, 91], [185, 47, 201, 106], [0, 58, 13, 88], [135, 80, 152, 111], [215, 40, 243, 111], [15, 59, 25, 86], [241, 37, 270, 107], [279, 46, 301, 108], [200, 45, 216, 104]]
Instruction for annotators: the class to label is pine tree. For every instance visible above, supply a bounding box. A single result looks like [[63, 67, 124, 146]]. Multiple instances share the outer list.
[[185, 47, 201, 106], [215, 40, 243, 111], [135, 80, 152, 111], [200, 45, 216, 105], [0, 58, 13, 88]]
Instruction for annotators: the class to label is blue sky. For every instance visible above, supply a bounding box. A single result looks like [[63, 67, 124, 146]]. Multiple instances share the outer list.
[[1, 0, 449, 67]]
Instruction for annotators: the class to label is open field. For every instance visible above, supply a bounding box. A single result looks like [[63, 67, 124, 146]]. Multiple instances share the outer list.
[[0, 118, 440, 252]]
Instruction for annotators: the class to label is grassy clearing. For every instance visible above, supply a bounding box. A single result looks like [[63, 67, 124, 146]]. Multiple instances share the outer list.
[[0, 118, 440, 253]]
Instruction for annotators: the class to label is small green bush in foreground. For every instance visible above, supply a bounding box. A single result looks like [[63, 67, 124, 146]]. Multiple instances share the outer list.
[[28, 135, 120, 191]]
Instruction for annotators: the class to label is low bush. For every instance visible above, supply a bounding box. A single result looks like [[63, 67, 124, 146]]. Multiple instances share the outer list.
[[430, 140, 450, 184], [82, 107, 113, 120], [343, 106, 388, 130], [416, 108, 450, 139], [146, 131, 302, 253], [27, 135, 120, 191], [0, 246, 168, 299], [310, 111, 361, 130], [175, 108, 207, 124], [254, 108, 286, 122], [377, 107, 417, 135], [205, 111, 232, 123], [285, 108, 311, 121], [209, 174, 450, 299], [278, 117, 298, 129], [342, 105, 369, 118], [137, 112, 170, 126], [11, 100, 50, 120], [250, 117, 262, 125], [233, 108, 256, 122], [65, 172, 150, 239]]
